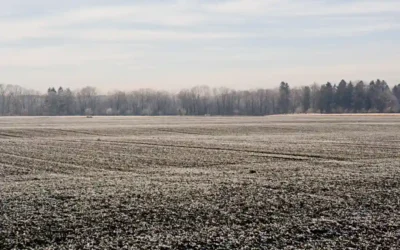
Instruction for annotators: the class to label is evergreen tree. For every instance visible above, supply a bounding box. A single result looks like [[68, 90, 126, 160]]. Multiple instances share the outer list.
[[278, 82, 290, 114], [302, 86, 311, 113], [45, 87, 58, 115], [320, 82, 334, 113], [393, 84, 400, 102], [345, 82, 354, 111], [335, 79, 347, 112]]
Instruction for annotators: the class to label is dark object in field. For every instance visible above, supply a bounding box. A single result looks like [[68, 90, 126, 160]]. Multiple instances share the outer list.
[[249, 170, 257, 174]]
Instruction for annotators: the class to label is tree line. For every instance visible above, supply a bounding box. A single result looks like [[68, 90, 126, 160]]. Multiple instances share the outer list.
[[0, 79, 399, 116]]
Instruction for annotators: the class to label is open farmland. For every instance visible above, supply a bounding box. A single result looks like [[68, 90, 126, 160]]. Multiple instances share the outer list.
[[1, 115, 400, 249]]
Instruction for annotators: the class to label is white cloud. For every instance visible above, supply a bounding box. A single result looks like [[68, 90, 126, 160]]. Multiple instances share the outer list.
[[0, 24, 255, 42], [204, 0, 281, 15], [1, 0, 400, 91], [55, 3, 206, 27], [291, 23, 400, 38], [72, 29, 256, 41], [204, 0, 400, 16], [0, 45, 146, 67], [1, 0, 400, 43]]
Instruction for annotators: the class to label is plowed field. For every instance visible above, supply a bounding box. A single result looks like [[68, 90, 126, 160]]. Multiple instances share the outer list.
[[1, 115, 400, 249]]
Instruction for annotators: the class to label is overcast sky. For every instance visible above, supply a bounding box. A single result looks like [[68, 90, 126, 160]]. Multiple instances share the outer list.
[[1, 0, 400, 92]]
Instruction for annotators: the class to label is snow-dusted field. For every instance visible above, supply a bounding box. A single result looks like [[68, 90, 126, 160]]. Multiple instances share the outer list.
[[1, 115, 400, 249]]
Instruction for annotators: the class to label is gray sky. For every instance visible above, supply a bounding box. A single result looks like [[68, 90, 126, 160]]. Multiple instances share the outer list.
[[1, 0, 400, 92]]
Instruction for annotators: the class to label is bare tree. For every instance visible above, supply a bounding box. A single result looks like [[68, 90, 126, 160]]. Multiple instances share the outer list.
[[0, 81, 398, 116], [77, 87, 97, 115]]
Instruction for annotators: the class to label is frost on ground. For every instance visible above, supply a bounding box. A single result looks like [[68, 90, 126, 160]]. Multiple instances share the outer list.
[[1, 115, 400, 249]]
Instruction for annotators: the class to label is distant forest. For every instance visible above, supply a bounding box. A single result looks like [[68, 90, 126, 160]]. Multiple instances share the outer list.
[[1, 80, 400, 116]]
